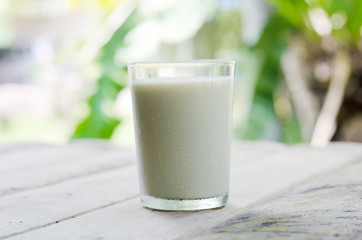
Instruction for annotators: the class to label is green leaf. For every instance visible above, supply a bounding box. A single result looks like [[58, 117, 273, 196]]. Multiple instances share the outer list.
[[266, 0, 309, 28], [72, 10, 138, 139], [72, 113, 120, 139], [240, 14, 304, 143]]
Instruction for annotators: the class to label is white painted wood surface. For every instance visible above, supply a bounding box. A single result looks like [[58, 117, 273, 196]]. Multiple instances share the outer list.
[[0, 140, 361, 240]]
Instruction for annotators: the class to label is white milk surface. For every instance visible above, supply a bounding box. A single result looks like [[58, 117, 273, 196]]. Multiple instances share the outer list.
[[131, 76, 233, 199]]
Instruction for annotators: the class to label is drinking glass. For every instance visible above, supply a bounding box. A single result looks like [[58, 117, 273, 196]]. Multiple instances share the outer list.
[[128, 60, 235, 211]]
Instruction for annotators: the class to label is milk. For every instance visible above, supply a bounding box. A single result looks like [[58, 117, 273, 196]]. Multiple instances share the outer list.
[[131, 76, 233, 200]]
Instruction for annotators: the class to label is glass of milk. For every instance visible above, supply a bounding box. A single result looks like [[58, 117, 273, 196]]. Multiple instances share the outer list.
[[127, 60, 235, 211]]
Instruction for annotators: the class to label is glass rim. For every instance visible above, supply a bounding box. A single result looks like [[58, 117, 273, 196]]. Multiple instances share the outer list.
[[127, 59, 236, 68]]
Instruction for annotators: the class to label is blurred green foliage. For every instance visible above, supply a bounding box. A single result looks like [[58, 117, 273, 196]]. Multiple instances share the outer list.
[[73, 0, 361, 144], [243, 14, 303, 143], [73, 12, 137, 139]]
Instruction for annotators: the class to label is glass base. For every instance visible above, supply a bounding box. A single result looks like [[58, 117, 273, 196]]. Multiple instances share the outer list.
[[141, 194, 228, 211]]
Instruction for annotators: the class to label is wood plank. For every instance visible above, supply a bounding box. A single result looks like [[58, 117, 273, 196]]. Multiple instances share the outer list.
[[0, 141, 282, 197], [0, 143, 53, 154], [0, 140, 127, 172], [0, 145, 57, 171], [0, 140, 283, 171], [191, 159, 362, 239], [0, 145, 135, 197], [0, 141, 283, 239], [0, 165, 139, 238], [228, 142, 362, 208], [4, 143, 361, 240], [230, 141, 286, 163]]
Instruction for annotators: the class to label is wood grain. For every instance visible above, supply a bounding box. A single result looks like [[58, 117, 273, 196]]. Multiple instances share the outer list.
[[0, 165, 139, 238], [0, 141, 283, 239], [0, 142, 135, 197], [0, 141, 282, 197], [3, 142, 361, 240], [0, 143, 52, 154], [192, 158, 362, 239]]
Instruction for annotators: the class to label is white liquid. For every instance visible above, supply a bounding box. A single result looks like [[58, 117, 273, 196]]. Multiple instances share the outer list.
[[131, 76, 233, 199]]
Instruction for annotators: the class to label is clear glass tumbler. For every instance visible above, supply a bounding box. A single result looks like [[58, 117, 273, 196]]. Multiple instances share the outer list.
[[128, 60, 235, 211]]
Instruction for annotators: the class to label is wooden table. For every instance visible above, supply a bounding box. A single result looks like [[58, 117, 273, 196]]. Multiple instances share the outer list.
[[1, 140, 361, 239]]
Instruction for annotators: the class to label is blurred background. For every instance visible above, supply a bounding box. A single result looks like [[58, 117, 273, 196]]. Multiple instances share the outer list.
[[0, 0, 361, 147]]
